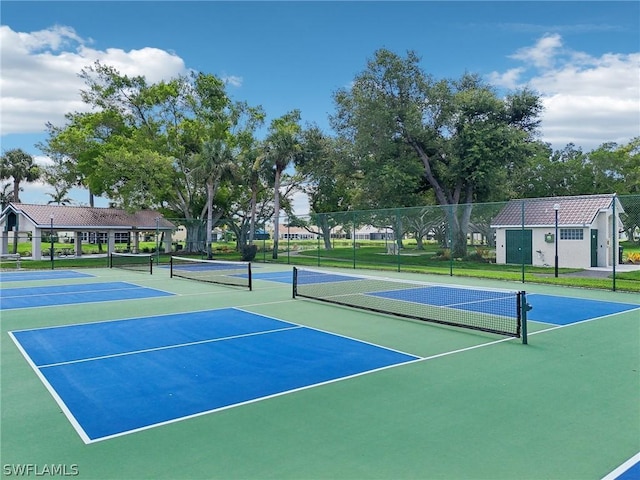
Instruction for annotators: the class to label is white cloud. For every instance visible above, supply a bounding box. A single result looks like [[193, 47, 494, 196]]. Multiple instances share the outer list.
[[222, 75, 243, 88], [489, 34, 640, 150], [0, 25, 188, 135], [510, 33, 564, 69], [487, 67, 525, 90]]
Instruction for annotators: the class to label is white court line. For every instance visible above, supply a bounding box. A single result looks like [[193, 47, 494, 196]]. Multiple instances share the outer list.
[[1, 285, 145, 300], [37, 325, 303, 368], [528, 308, 640, 336], [0, 292, 173, 311], [234, 307, 422, 360], [11, 291, 635, 445], [7, 331, 92, 445], [601, 452, 640, 480], [89, 354, 425, 444], [9, 305, 290, 333], [237, 304, 519, 364]]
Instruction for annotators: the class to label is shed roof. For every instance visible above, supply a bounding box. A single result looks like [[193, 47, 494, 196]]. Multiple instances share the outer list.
[[491, 194, 621, 228], [2, 203, 175, 230]]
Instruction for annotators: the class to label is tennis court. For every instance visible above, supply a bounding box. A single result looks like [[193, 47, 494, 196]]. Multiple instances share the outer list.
[[1, 262, 638, 479]]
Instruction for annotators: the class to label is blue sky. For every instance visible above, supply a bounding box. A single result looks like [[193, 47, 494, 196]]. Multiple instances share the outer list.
[[1, 1, 639, 210]]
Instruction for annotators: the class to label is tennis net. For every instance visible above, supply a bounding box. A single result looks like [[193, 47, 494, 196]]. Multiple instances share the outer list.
[[109, 253, 153, 274], [170, 256, 252, 290], [293, 267, 528, 342]]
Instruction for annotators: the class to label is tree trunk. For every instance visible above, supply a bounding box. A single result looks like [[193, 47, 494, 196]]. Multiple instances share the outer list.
[[206, 179, 214, 259], [12, 180, 21, 203], [249, 184, 257, 245], [272, 169, 281, 259], [318, 214, 332, 250]]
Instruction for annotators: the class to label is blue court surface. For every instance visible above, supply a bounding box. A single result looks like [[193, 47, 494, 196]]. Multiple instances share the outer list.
[[526, 293, 639, 325], [369, 286, 518, 318], [361, 286, 637, 326], [0, 281, 174, 310], [616, 460, 640, 480], [0, 270, 94, 282], [248, 271, 292, 283], [10, 308, 419, 443]]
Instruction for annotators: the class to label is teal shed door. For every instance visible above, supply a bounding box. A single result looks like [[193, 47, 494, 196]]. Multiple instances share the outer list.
[[505, 229, 532, 265]]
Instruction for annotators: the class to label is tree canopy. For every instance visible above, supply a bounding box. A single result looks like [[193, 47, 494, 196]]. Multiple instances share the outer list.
[[27, 50, 637, 256], [331, 49, 543, 255]]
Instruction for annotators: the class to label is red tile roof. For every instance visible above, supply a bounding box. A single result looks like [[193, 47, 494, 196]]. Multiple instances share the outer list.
[[5, 204, 175, 230], [491, 194, 619, 227]]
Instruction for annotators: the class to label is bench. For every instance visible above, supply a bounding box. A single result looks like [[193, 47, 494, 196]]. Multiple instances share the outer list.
[[0, 253, 21, 268]]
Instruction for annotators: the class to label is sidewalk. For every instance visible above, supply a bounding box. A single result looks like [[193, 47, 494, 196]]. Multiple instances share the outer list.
[[564, 263, 640, 278]]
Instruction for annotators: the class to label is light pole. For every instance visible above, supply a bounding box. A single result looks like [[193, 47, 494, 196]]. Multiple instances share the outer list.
[[553, 203, 559, 277], [50, 216, 54, 270]]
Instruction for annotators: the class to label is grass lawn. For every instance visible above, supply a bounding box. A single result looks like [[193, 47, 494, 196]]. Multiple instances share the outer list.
[[2, 241, 639, 293]]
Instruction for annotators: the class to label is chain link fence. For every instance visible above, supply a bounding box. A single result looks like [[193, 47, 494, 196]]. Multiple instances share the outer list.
[[232, 194, 639, 291], [2, 195, 638, 291]]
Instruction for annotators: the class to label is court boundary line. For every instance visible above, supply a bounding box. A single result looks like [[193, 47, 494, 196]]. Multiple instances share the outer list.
[[525, 291, 639, 307], [1, 282, 176, 311], [37, 325, 303, 368], [8, 305, 290, 333], [88, 354, 426, 444], [0, 269, 94, 279], [7, 331, 92, 444], [1, 283, 155, 300], [601, 452, 640, 480], [528, 307, 640, 335], [8, 295, 637, 445], [10, 308, 424, 444], [234, 307, 424, 360]]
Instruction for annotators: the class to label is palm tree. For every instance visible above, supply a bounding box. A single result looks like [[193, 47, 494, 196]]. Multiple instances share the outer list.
[[46, 185, 73, 205], [0, 148, 41, 203], [0, 182, 15, 210], [260, 111, 303, 259]]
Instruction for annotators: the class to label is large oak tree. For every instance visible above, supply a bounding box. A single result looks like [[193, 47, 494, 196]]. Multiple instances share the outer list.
[[332, 49, 542, 256]]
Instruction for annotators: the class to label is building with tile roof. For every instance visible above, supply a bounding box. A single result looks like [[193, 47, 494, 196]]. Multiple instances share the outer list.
[[0, 203, 175, 260], [491, 194, 624, 268]]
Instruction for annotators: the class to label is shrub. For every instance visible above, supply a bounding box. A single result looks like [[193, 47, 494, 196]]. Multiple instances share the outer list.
[[625, 252, 640, 264], [240, 244, 258, 261]]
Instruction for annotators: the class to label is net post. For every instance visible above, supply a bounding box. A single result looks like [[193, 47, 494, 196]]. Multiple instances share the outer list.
[[248, 263, 252, 291], [519, 291, 530, 345], [170, 255, 174, 278], [109, 253, 113, 269], [292, 267, 298, 299], [149, 255, 153, 275]]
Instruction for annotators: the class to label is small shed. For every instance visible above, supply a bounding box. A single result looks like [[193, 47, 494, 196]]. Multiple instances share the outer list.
[[0, 203, 176, 260], [491, 194, 624, 268]]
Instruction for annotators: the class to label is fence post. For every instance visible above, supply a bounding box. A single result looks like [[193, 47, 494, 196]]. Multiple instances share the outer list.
[[287, 218, 291, 265], [448, 205, 454, 276], [521, 200, 526, 284], [612, 195, 617, 292], [396, 209, 401, 272], [155, 217, 160, 265], [353, 212, 357, 269]]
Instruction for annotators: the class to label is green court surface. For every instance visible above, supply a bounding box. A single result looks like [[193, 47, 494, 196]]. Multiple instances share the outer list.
[[1, 265, 638, 479]]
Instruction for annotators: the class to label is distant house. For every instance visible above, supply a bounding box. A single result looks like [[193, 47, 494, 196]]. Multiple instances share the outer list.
[[491, 194, 624, 268], [0, 203, 175, 260]]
